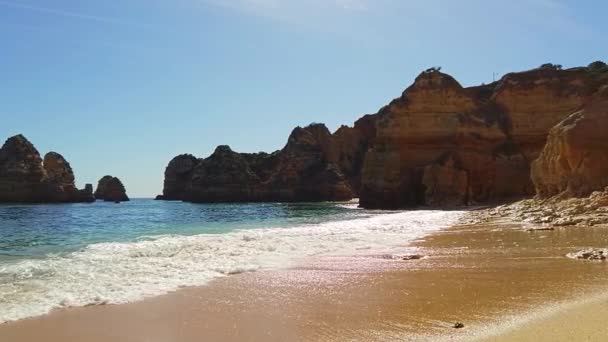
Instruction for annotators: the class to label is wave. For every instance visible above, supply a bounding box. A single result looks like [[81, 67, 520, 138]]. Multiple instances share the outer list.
[[0, 209, 464, 323]]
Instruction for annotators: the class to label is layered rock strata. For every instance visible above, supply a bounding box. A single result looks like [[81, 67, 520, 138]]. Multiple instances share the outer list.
[[531, 86, 608, 198], [161, 62, 608, 207], [360, 64, 607, 208]]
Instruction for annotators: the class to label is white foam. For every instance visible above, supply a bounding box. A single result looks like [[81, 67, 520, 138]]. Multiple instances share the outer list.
[[0, 209, 464, 323]]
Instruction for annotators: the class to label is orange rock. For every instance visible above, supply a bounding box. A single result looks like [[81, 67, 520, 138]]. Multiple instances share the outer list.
[[531, 87, 608, 198], [360, 64, 607, 208]]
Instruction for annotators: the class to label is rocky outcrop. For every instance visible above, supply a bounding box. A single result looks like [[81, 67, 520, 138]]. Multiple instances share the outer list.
[[160, 62, 608, 207], [94, 176, 129, 202], [360, 70, 528, 208], [266, 124, 354, 201], [160, 124, 355, 203], [462, 188, 608, 228], [43, 152, 95, 202], [0, 134, 94, 203], [531, 87, 608, 198], [360, 63, 608, 208], [327, 114, 378, 194], [187, 145, 264, 202], [160, 154, 199, 200]]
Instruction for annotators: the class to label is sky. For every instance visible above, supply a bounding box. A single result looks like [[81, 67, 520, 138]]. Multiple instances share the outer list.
[[0, 0, 606, 197]]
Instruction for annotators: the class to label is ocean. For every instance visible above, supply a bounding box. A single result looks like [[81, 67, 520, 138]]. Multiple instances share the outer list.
[[0, 199, 464, 323]]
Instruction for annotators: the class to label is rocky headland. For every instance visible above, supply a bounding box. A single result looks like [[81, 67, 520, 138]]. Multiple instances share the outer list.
[[94, 176, 129, 202], [0, 134, 94, 203], [158, 123, 360, 202], [464, 82, 608, 229], [160, 62, 608, 208]]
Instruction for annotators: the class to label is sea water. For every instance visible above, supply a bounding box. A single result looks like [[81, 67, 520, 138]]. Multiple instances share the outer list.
[[0, 199, 464, 323]]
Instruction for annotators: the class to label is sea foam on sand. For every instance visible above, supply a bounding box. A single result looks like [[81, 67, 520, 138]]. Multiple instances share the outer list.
[[0, 209, 464, 323]]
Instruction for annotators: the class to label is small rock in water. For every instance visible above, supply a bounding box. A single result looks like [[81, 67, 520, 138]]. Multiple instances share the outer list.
[[566, 248, 608, 261], [453, 322, 465, 329], [525, 226, 555, 232]]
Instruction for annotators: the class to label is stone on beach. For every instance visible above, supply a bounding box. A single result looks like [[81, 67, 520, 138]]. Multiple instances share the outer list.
[[566, 248, 608, 261]]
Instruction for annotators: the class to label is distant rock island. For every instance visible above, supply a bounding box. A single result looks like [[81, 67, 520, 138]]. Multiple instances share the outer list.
[[0, 134, 128, 203], [95, 176, 129, 202], [159, 61, 608, 208]]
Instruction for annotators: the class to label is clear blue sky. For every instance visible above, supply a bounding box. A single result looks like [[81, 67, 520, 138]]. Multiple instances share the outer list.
[[0, 0, 605, 197]]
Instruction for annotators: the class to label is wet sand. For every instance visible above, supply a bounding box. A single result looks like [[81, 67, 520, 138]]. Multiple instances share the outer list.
[[1, 221, 608, 341]]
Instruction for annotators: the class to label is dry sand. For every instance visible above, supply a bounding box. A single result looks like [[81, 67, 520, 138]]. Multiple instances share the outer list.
[[1, 221, 608, 341], [477, 295, 608, 342]]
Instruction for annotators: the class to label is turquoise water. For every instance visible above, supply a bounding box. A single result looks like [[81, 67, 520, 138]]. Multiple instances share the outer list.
[[0, 199, 464, 323], [0, 199, 362, 261]]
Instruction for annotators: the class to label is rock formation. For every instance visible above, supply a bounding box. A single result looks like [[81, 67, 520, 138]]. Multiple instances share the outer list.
[[159, 154, 199, 200], [0, 134, 94, 203], [462, 187, 608, 228], [531, 86, 608, 198], [94, 176, 129, 202], [160, 62, 608, 207], [360, 63, 607, 208], [160, 124, 354, 202], [421, 154, 469, 207], [43, 152, 95, 202]]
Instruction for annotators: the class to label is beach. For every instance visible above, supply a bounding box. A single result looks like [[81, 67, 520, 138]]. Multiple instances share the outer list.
[[1, 216, 607, 341]]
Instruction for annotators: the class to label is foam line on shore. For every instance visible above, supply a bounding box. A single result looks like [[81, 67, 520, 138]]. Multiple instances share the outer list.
[[0, 209, 465, 323]]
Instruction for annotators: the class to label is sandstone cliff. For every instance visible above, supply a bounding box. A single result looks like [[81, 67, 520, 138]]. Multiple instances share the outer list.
[[94, 175, 129, 202], [360, 63, 608, 208], [532, 85, 608, 198], [160, 124, 355, 202], [0, 135, 94, 203], [160, 62, 608, 207]]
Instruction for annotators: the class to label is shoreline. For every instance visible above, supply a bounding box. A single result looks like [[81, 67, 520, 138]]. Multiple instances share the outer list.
[[1, 215, 608, 341], [0, 207, 465, 324]]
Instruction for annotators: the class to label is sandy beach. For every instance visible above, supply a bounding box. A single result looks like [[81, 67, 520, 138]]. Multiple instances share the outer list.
[[1, 219, 607, 341], [478, 294, 608, 342]]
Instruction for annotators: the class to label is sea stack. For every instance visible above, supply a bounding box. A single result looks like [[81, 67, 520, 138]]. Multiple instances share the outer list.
[[94, 176, 129, 202], [0, 134, 94, 203]]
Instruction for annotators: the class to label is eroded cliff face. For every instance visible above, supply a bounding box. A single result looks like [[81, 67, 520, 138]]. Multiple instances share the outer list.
[[160, 154, 199, 200], [327, 114, 378, 194], [532, 86, 608, 198], [266, 124, 353, 201], [161, 124, 355, 203], [0, 135, 94, 203], [160, 62, 608, 207], [493, 67, 599, 161], [360, 70, 529, 208], [360, 64, 608, 208], [186, 145, 264, 202]]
